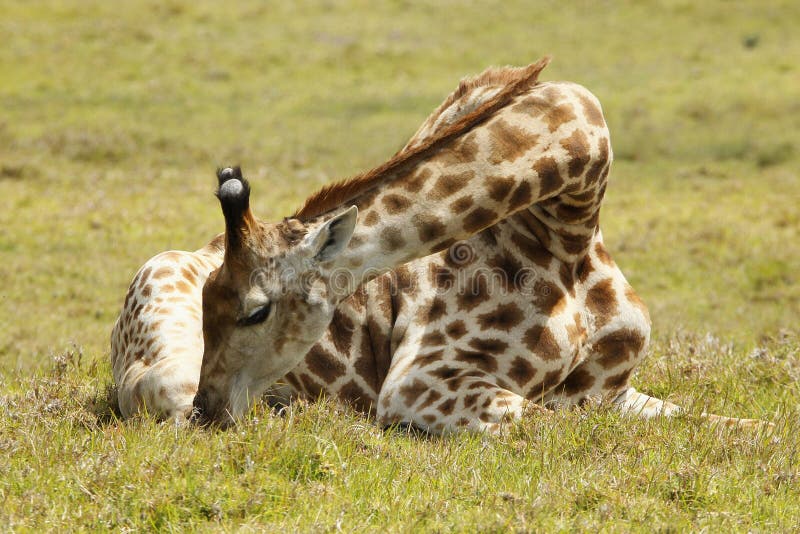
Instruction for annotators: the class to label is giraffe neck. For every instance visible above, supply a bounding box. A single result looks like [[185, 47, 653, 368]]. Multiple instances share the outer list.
[[308, 80, 607, 303]]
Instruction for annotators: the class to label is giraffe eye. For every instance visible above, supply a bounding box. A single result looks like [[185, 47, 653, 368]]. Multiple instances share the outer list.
[[238, 303, 271, 327]]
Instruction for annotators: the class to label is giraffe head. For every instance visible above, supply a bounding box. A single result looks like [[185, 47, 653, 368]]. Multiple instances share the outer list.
[[193, 167, 358, 426]]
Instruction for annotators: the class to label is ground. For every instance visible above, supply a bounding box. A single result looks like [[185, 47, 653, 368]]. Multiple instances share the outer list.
[[1, 0, 799, 531]]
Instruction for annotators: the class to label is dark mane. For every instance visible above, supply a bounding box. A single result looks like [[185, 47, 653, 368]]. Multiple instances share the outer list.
[[293, 56, 551, 220]]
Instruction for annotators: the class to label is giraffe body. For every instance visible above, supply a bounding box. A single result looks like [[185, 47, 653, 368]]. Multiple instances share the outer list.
[[111, 60, 768, 432]]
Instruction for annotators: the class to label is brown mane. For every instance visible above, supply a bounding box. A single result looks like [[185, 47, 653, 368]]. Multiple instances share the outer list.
[[294, 56, 551, 220]]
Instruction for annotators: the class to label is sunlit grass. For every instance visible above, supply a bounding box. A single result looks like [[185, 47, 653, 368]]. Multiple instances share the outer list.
[[0, 0, 798, 530]]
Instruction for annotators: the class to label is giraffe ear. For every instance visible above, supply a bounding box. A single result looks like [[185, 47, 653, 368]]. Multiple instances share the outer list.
[[304, 206, 358, 262], [216, 167, 255, 250]]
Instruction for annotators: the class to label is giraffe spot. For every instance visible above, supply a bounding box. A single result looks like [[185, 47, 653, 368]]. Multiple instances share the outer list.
[[181, 267, 197, 285], [455, 349, 498, 373], [299, 373, 324, 399], [560, 128, 591, 178], [418, 390, 443, 410], [176, 280, 192, 294], [511, 96, 550, 116], [306, 345, 346, 383], [625, 284, 650, 322], [604, 369, 632, 391], [510, 233, 552, 268], [456, 417, 471, 427], [153, 267, 173, 279], [508, 356, 537, 387], [139, 267, 153, 283], [477, 302, 524, 331], [338, 379, 373, 413], [140, 285, 152, 298], [468, 338, 509, 353], [457, 274, 490, 312], [404, 168, 431, 193], [381, 193, 413, 214], [562, 368, 596, 396], [592, 328, 646, 369], [422, 414, 437, 425], [543, 104, 577, 133], [488, 119, 540, 164], [445, 320, 467, 340], [421, 331, 446, 347], [578, 94, 606, 128], [584, 138, 609, 187], [413, 213, 446, 243], [430, 265, 455, 291], [464, 393, 481, 409], [430, 366, 460, 381], [594, 242, 615, 266], [561, 231, 592, 255], [556, 203, 594, 224], [399, 379, 429, 406], [363, 211, 380, 227], [487, 252, 524, 290], [533, 280, 567, 316], [434, 132, 479, 165], [380, 227, 406, 253], [527, 369, 564, 399], [436, 398, 456, 416], [523, 325, 561, 361], [432, 171, 472, 199], [329, 308, 355, 354], [486, 176, 515, 202], [450, 195, 474, 214], [417, 298, 448, 324], [533, 156, 564, 198], [463, 207, 499, 234], [578, 255, 594, 283], [433, 237, 457, 253], [507, 182, 533, 212], [586, 278, 619, 329], [415, 349, 445, 368]]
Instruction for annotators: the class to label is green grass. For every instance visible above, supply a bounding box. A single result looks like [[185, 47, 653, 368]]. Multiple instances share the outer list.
[[1, 0, 799, 530]]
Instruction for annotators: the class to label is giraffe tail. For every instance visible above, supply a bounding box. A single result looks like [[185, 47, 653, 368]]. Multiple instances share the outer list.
[[613, 387, 774, 431]]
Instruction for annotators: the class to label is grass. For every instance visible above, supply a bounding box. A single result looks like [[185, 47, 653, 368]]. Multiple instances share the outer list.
[[1, 0, 799, 530]]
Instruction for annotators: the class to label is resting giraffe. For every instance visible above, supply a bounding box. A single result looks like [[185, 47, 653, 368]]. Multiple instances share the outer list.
[[111, 58, 767, 432]]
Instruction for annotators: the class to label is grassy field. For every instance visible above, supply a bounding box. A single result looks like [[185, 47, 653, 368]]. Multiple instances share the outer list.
[[1, 0, 799, 530]]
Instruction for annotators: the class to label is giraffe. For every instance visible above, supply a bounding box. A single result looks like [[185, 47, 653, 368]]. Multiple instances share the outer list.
[[187, 58, 770, 432]]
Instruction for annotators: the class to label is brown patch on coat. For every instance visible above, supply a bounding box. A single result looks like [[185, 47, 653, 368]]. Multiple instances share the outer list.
[[488, 119, 540, 164], [455, 349, 498, 373], [380, 227, 406, 253], [431, 171, 473, 200], [306, 345, 346, 383], [561, 368, 596, 395], [508, 356, 537, 387], [381, 193, 413, 214], [463, 207, 499, 234], [586, 278, 618, 329], [450, 195, 475, 214], [532, 156, 564, 198], [578, 94, 606, 128], [560, 128, 591, 178], [413, 213, 446, 243], [477, 302, 524, 331], [592, 328, 646, 369], [446, 320, 468, 340], [523, 325, 561, 361]]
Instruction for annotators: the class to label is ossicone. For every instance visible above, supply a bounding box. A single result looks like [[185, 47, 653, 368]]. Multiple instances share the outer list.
[[215, 166, 254, 249]]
